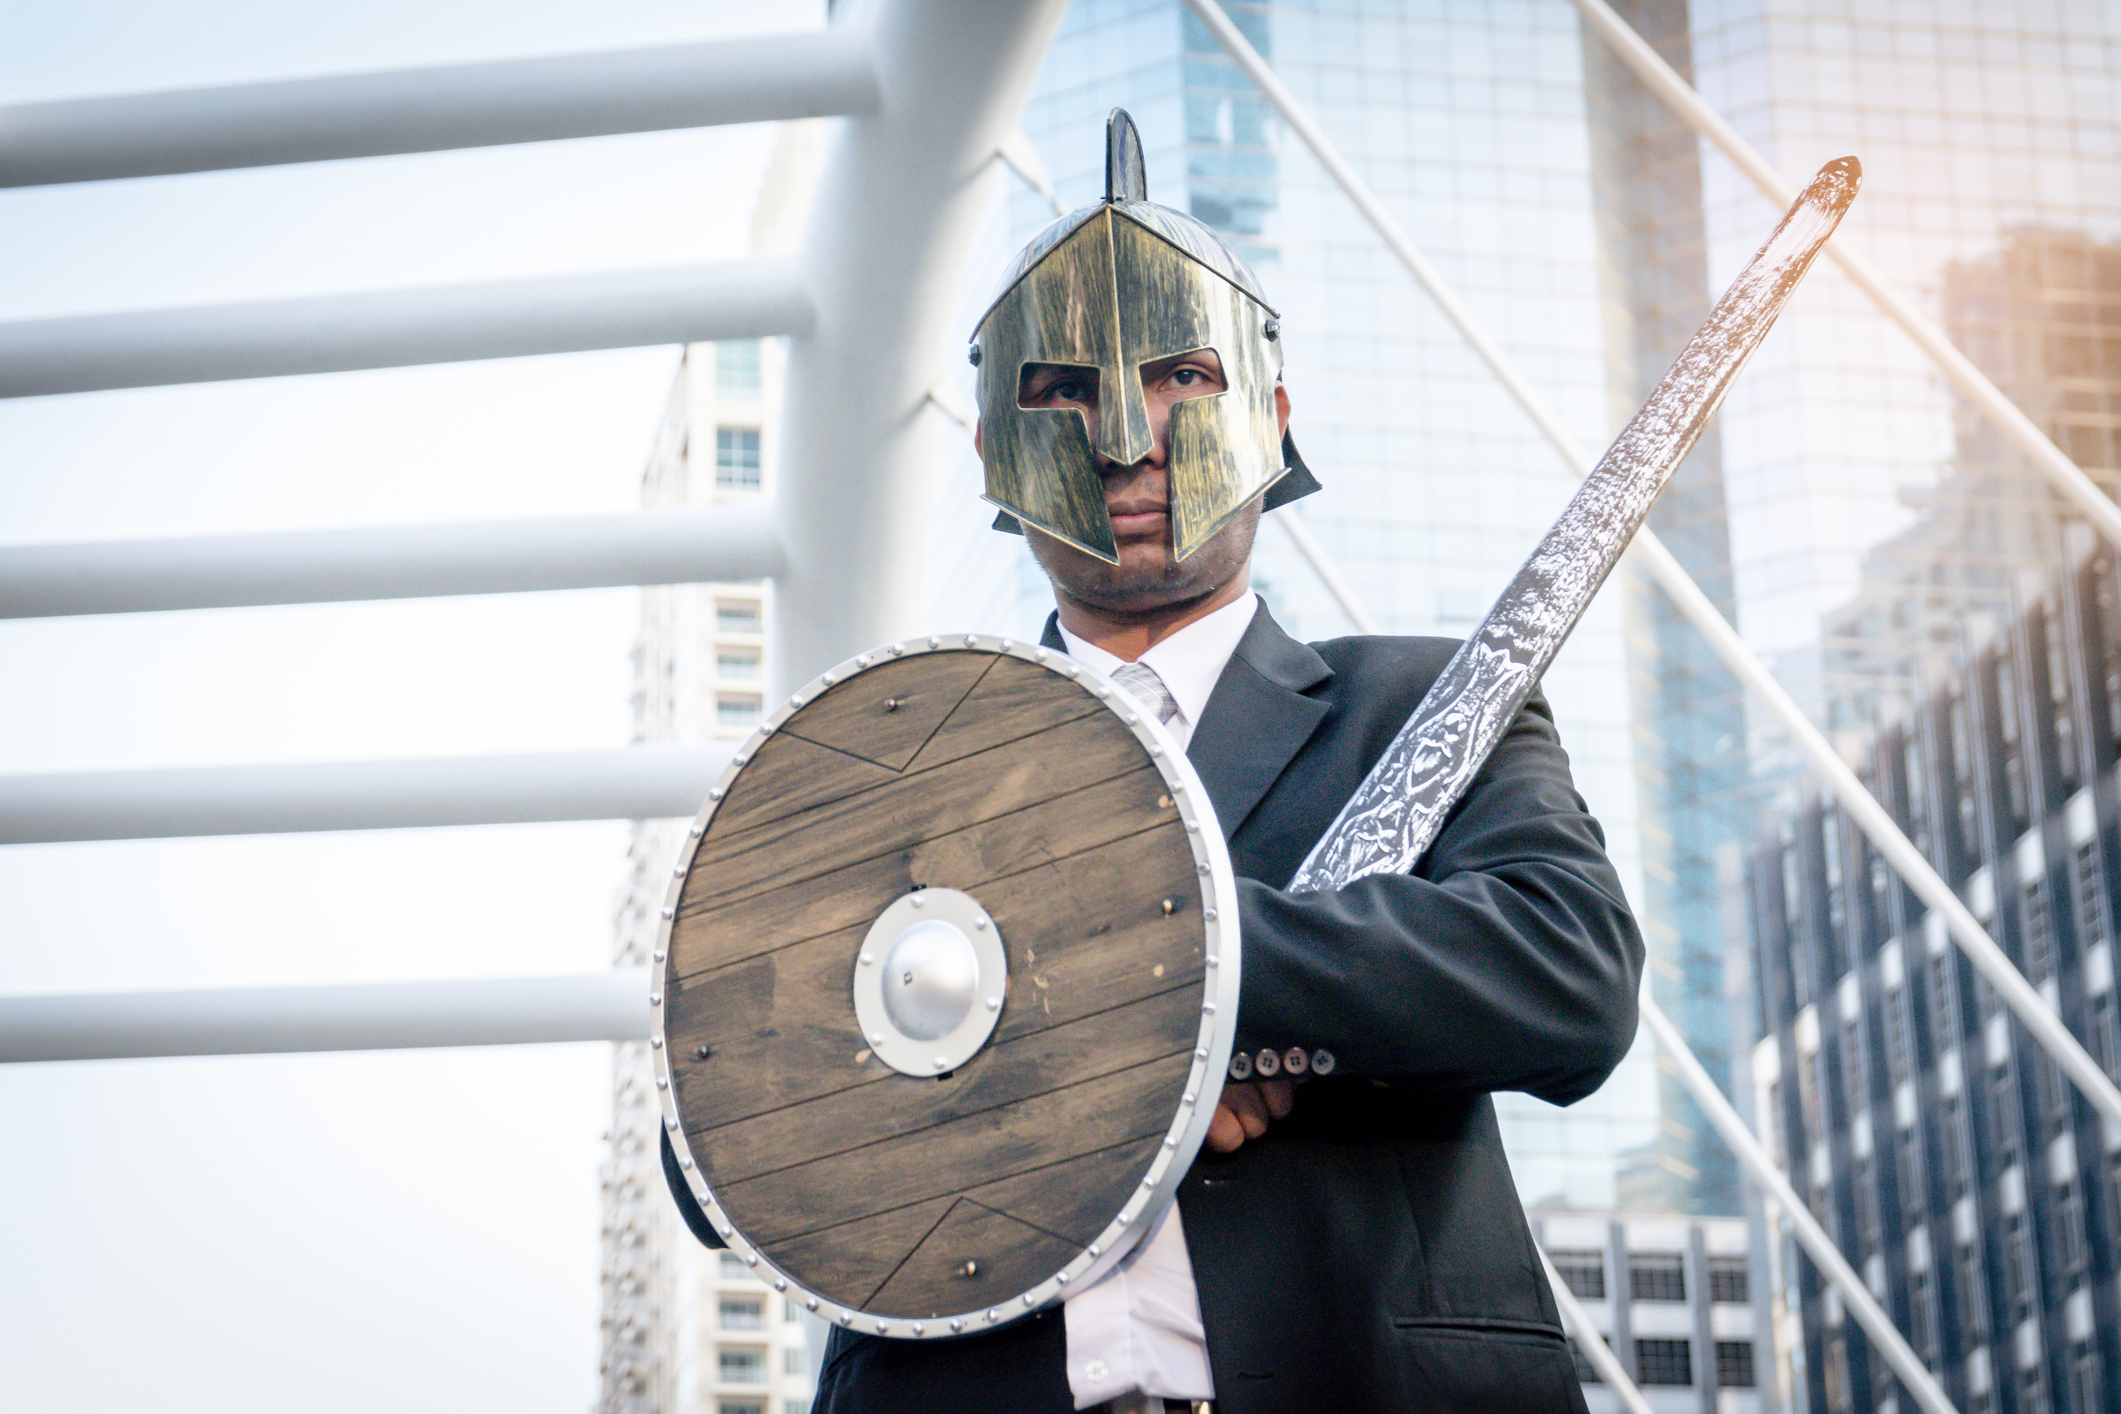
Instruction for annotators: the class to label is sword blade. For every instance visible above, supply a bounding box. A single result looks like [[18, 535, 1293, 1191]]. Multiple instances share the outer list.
[[1290, 156, 1861, 894]]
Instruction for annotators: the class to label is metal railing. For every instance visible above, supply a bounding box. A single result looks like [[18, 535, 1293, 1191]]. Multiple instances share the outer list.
[[0, 29, 880, 187], [0, 260, 813, 397], [0, 503, 784, 617]]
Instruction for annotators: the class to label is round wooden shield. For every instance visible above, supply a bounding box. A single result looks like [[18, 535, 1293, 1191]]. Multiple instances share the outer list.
[[650, 634, 1240, 1340]]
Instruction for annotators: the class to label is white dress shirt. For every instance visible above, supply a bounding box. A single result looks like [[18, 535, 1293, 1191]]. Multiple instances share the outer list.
[[1053, 590, 1260, 1410]]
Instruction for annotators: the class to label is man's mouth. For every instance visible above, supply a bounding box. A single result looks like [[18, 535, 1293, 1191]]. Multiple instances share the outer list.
[[1106, 500, 1168, 537]]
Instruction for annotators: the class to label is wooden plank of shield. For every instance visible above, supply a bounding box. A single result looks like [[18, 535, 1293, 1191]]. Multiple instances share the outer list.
[[662, 649, 1217, 1321]]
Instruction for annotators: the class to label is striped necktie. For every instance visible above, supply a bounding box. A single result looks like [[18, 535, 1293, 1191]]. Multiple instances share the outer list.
[[1111, 661, 1179, 725]]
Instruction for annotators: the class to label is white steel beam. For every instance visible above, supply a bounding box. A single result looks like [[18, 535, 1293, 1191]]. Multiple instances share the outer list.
[[1642, 997, 1959, 1414], [0, 744, 733, 843], [1186, 0, 2121, 1136], [0, 31, 880, 188], [0, 971, 650, 1063], [0, 259, 812, 398], [770, 0, 1072, 691], [0, 504, 785, 618], [1567, 0, 2121, 554]]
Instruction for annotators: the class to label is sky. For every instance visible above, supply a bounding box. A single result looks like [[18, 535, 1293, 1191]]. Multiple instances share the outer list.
[[0, 3, 819, 1409]]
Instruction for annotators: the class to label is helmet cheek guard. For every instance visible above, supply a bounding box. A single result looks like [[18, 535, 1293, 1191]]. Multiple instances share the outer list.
[[971, 109, 1318, 564]]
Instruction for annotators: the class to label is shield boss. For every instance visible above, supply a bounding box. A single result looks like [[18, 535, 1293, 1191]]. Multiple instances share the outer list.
[[653, 637, 1239, 1339]]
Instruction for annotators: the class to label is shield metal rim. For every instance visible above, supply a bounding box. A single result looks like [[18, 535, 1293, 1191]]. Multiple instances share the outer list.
[[649, 631, 1244, 1339]]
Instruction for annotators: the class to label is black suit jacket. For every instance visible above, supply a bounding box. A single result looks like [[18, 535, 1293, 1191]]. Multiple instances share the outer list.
[[668, 604, 1643, 1412]]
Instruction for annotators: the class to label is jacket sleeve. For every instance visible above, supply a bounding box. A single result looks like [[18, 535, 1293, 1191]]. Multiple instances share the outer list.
[[1230, 691, 1643, 1106], [661, 1128, 726, 1249]]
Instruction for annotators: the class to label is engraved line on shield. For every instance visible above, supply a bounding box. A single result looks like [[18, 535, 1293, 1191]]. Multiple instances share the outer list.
[[657, 640, 1236, 1328]]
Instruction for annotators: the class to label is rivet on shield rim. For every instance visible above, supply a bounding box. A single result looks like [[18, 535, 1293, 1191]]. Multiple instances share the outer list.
[[650, 1035, 663, 1049], [965, 635, 979, 648], [709, 787, 723, 801], [888, 643, 903, 657], [1206, 954, 1219, 967], [822, 673, 835, 685], [660, 906, 674, 920], [649, 992, 662, 1005], [653, 949, 664, 963], [773, 1278, 787, 1292], [928, 636, 940, 649], [950, 1319, 964, 1332], [1203, 907, 1217, 922], [805, 1297, 819, 1312], [681, 1157, 695, 1170]]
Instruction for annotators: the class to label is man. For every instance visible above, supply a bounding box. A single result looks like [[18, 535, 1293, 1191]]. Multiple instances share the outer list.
[[670, 112, 1642, 1412]]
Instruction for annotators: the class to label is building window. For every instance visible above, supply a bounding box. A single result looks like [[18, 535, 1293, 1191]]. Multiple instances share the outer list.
[[1635, 1338, 1693, 1385], [717, 694, 763, 728], [1630, 1252, 1686, 1302], [784, 1347, 805, 1375], [720, 1297, 764, 1330], [717, 600, 763, 635], [1548, 1250, 1605, 1299], [1707, 1254, 1749, 1303], [718, 1348, 767, 1384], [2071, 1344, 2103, 1414], [1569, 1338, 1606, 1383], [717, 648, 761, 680], [718, 1404, 763, 1414], [784, 1402, 812, 1414], [718, 1252, 750, 1279], [2025, 876, 2056, 981], [2074, 842, 2109, 954], [716, 427, 763, 490], [2057, 1180, 2090, 1276], [1716, 1340, 1757, 1388], [717, 340, 761, 395]]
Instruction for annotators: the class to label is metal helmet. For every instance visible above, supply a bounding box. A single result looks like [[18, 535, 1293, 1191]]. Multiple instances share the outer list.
[[972, 109, 1319, 564]]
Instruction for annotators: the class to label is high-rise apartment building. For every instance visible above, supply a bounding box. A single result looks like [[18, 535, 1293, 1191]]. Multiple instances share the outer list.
[[601, 338, 818, 1414], [1749, 543, 2121, 1414]]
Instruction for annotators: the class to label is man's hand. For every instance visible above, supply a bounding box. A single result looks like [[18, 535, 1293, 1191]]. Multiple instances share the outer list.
[[1206, 1077, 1295, 1153]]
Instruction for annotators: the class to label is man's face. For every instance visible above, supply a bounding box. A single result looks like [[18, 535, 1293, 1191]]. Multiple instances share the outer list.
[[1005, 348, 1285, 620]]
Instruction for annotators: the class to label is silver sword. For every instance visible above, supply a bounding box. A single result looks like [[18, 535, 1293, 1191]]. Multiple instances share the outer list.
[[1289, 156, 1861, 895]]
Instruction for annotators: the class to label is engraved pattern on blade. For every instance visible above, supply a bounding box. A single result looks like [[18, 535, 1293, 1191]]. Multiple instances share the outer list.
[[1289, 158, 1861, 894]]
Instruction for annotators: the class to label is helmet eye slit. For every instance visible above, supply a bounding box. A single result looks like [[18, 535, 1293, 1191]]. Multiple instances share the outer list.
[[1017, 362, 1101, 411]]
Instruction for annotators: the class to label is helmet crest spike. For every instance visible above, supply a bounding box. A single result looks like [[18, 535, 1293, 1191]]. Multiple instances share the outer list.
[[1105, 108, 1147, 204]]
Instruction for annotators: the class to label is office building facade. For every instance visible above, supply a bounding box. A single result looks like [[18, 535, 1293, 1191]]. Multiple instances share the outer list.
[[1750, 545, 2121, 1414], [1539, 1209, 1774, 1413]]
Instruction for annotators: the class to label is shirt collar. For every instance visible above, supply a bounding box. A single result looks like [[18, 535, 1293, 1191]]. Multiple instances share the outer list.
[[1055, 591, 1261, 732]]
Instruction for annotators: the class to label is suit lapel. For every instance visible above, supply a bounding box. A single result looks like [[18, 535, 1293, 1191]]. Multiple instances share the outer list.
[[1187, 604, 1333, 839], [1038, 603, 1333, 839]]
